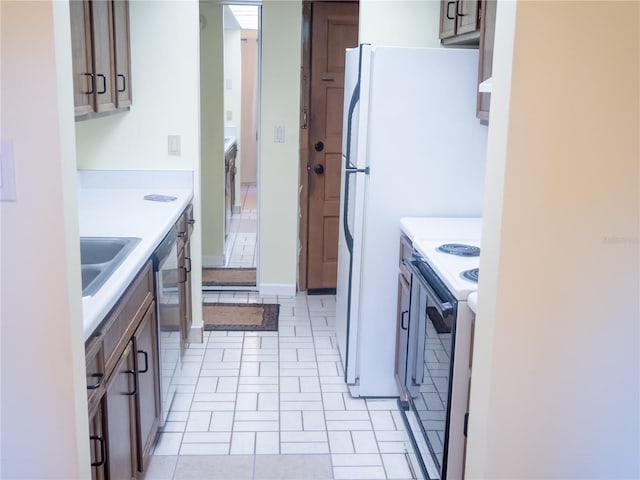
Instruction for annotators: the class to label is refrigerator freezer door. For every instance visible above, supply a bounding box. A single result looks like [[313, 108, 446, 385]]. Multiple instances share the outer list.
[[336, 46, 372, 391]]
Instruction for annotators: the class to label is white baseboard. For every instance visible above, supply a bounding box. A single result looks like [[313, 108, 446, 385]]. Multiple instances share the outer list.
[[259, 283, 296, 297], [202, 255, 224, 268], [189, 325, 204, 344]]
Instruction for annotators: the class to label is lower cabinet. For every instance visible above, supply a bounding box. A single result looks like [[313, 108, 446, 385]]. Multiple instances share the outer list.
[[85, 261, 160, 479], [104, 341, 137, 480], [133, 303, 161, 471], [88, 401, 106, 480]]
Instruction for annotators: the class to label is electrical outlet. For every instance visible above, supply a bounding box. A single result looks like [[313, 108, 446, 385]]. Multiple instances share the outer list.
[[226, 78, 232, 90], [274, 125, 285, 143], [168, 135, 181, 156]]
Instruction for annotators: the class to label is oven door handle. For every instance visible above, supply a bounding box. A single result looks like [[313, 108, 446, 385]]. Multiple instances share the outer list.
[[405, 259, 455, 318]]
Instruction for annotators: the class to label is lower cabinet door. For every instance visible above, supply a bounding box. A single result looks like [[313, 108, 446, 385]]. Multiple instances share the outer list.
[[88, 401, 106, 480], [105, 341, 137, 480], [133, 302, 161, 472]]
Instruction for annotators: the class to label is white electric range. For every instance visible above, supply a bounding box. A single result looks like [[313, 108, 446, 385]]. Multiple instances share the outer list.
[[398, 218, 481, 480]]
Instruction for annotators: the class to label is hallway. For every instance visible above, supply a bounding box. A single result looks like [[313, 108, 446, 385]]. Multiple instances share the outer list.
[[144, 292, 419, 480], [225, 183, 257, 269]]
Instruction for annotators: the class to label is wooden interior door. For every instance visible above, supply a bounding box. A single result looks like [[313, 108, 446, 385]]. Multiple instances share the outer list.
[[307, 1, 358, 291]]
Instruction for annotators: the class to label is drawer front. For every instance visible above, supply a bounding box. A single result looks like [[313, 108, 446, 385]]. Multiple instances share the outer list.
[[177, 204, 194, 249], [399, 234, 412, 281], [185, 204, 194, 238], [100, 262, 154, 374], [85, 335, 105, 407]]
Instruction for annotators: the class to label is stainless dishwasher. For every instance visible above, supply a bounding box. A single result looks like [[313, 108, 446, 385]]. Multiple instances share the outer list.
[[152, 226, 180, 426]]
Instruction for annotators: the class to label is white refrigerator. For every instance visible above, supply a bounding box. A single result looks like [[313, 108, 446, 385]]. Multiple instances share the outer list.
[[335, 45, 488, 397]]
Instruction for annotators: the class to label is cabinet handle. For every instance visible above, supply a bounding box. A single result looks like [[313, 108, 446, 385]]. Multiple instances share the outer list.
[[177, 231, 187, 238], [124, 369, 137, 396], [117, 73, 126, 93], [185, 256, 192, 273], [456, 0, 466, 17], [178, 266, 188, 284], [188, 218, 196, 225], [446, 1, 456, 19], [401, 310, 409, 330], [96, 74, 107, 94], [86, 373, 104, 390], [137, 350, 149, 374], [90, 435, 106, 467], [82, 73, 95, 94]]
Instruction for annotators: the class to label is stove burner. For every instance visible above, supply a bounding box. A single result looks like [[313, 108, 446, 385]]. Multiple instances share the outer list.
[[461, 268, 479, 283], [437, 243, 480, 257]]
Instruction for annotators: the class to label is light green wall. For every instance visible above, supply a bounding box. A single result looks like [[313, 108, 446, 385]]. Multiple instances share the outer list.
[[200, 2, 225, 266], [258, 0, 302, 294], [359, 0, 441, 47], [74, 0, 203, 326]]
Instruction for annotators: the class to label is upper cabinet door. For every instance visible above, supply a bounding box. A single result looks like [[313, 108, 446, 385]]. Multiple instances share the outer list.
[[112, 0, 132, 108], [456, 0, 480, 36], [70, 0, 95, 116], [439, 1, 457, 40], [71, 0, 132, 120], [90, 0, 116, 113], [439, 0, 481, 45]]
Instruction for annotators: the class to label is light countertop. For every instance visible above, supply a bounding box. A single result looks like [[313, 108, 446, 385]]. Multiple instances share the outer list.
[[78, 170, 193, 341], [468, 292, 478, 314], [400, 217, 482, 243]]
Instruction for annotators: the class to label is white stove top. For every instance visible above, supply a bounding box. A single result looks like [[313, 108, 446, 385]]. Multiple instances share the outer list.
[[400, 217, 482, 242], [414, 239, 480, 301]]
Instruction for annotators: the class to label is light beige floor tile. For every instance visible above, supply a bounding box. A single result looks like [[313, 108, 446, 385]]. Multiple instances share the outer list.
[[333, 465, 387, 480], [142, 454, 178, 479], [254, 454, 332, 479], [173, 455, 253, 479], [382, 453, 414, 479]]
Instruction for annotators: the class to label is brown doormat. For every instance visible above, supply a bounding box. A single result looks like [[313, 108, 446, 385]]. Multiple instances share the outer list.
[[203, 303, 279, 331], [202, 268, 256, 287]]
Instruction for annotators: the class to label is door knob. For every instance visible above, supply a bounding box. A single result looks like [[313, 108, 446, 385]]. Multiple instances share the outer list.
[[314, 141, 324, 152], [313, 164, 325, 175]]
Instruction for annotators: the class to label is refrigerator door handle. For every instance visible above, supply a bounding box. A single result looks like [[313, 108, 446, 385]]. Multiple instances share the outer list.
[[342, 44, 367, 255]]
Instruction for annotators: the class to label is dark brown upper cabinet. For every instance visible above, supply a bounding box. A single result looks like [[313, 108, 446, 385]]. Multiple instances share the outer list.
[[477, 0, 497, 121], [439, 0, 481, 45], [70, 0, 132, 120]]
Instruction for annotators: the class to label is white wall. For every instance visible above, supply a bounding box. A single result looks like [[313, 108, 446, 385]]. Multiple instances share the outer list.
[[359, 0, 441, 47], [75, 0, 203, 327], [200, 2, 226, 266], [466, 1, 640, 478], [0, 1, 89, 477], [259, 0, 302, 295]]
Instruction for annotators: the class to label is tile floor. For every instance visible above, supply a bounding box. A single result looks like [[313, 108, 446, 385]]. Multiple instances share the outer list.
[[225, 183, 257, 269], [144, 292, 422, 480]]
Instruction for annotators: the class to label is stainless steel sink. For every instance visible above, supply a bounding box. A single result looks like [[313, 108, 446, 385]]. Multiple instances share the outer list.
[[80, 237, 140, 297]]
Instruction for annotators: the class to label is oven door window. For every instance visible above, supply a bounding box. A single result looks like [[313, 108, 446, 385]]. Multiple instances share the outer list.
[[412, 280, 457, 477]]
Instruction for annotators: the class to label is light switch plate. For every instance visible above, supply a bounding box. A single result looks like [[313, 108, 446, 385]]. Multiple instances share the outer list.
[[0, 139, 16, 201], [274, 125, 285, 143], [168, 135, 181, 156]]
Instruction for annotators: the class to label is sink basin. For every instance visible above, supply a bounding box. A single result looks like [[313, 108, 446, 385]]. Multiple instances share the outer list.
[[80, 237, 140, 297]]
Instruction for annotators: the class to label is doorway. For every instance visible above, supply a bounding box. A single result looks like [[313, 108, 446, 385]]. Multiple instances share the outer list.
[[299, 1, 359, 292], [200, 2, 261, 290]]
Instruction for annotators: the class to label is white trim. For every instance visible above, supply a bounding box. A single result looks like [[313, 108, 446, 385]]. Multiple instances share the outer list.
[[259, 283, 296, 297], [188, 325, 204, 344], [202, 255, 225, 267]]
